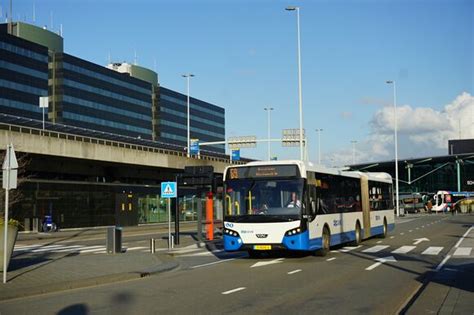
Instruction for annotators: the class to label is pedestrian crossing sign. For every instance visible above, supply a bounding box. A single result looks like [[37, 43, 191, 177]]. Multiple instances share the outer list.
[[161, 181, 177, 198]]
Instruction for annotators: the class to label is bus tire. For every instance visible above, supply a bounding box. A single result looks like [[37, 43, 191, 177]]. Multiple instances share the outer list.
[[350, 222, 361, 246], [379, 218, 388, 238], [316, 226, 330, 257]]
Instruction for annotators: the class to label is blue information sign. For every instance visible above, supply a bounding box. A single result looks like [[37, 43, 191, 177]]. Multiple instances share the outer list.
[[190, 139, 200, 155], [231, 149, 240, 161], [161, 181, 177, 198]]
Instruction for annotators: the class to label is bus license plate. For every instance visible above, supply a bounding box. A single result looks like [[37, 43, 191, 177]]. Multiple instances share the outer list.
[[254, 245, 272, 250]]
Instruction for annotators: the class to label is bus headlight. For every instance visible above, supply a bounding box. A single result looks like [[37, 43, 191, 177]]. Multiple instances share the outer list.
[[224, 228, 240, 237], [285, 227, 302, 236]]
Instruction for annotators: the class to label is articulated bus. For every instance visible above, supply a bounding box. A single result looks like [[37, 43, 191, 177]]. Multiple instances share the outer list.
[[223, 160, 395, 256], [432, 190, 474, 212]]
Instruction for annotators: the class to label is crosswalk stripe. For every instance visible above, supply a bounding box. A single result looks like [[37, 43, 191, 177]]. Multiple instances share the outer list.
[[30, 245, 71, 252], [52, 246, 91, 253], [391, 246, 416, 254], [339, 245, 362, 252], [362, 245, 390, 253], [125, 246, 148, 251], [422, 247, 443, 255], [453, 247, 472, 256]]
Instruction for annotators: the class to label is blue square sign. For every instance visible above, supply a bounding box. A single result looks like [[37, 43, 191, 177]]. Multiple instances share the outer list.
[[161, 181, 177, 198]]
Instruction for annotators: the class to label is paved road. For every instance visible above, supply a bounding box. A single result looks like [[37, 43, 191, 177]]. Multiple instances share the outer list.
[[1, 214, 473, 314]]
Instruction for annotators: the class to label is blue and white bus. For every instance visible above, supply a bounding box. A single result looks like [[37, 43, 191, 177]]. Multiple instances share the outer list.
[[223, 160, 395, 256]]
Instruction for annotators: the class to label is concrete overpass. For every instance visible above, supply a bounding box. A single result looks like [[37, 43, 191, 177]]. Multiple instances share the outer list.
[[0, 122, 244, 174]]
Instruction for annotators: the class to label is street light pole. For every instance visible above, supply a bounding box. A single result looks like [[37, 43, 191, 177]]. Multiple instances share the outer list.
[[386, 80, 399, 217], [182, 74, 194, 158], [286, 6, 304, 161], [264, 107, 274, 160], [351, 140, 357, 164], [315, 128, 323, 164]]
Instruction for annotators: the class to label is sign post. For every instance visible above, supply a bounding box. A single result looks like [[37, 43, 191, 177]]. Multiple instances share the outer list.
[[161, 181, 177, 250], [39, 96, 48, 131], [2, 144, 18, 284]]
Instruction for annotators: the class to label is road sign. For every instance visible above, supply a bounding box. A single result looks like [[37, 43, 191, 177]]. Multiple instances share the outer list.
[[231, 149, 240, 161], [39, 96, 49, 108], [228, 136, 257, 149], [161, 181, 177, 198], [2, 144, 18, 190], [190, 139, 200, 155], [282, 128, 306, 147]]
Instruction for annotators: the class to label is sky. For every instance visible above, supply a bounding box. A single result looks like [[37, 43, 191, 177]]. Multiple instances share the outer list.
[[5, 0, 473, 166]]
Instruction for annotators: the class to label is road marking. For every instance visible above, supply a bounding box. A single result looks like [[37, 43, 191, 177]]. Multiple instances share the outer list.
[[250, 258, 285, 268], [287, 269, 302, 275], [222, 287, 246, 295], [339, 245, 361, 252], [400, 233, 405, 235], [376, 241, 382, 244], [422, 247, 443, 255], [30, 245, 75, 252], [413, 238, 429, 245], [362, 245, 390, 253], [125, 246, 148, 251], [409, 230, 413, 233], [326, 257, 336, 261], [454, 226, 473, 248], [391, 246, 416, 254], [390, 236, 395, 239], [365, 256, 397, 271], [77, 246, 106, 253], [416, 227, 419, 230], [54, 245, 96, 253], [435, 255, 451, 272], [191, 258, 237, 269], [453, 247, 472, 256]]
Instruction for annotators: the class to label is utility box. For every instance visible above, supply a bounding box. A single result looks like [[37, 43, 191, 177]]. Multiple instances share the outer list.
[[106, 226, 122, 254]]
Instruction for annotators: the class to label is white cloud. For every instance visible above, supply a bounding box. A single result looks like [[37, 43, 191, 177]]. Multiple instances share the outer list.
[[327, 92, 474, 167]]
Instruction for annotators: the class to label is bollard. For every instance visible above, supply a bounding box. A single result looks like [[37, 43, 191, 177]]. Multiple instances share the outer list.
[[150, 238, 156, 253]]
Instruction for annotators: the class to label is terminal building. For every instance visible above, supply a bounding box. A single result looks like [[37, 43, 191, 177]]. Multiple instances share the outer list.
[[0, 21, 227, 229], [349, 139, 474, 194], [0, 21, 225, 153]]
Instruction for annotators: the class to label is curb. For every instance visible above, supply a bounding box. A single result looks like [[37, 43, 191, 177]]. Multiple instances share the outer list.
[[0, 260, 179, 302]]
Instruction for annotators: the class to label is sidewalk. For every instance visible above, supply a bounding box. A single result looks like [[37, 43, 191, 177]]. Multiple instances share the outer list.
[[1, 233, 218, 301]]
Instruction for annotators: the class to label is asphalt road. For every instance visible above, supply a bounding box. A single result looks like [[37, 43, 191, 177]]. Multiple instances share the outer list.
[[1, 214, 473, 314]]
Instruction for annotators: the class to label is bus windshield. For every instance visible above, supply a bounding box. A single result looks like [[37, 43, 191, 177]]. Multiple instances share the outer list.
[[225, 179, 304, 221]]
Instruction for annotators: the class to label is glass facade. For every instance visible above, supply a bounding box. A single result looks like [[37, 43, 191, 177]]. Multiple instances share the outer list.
[[159, 87, 225, 153], [0, 32, 48, 120], [52, 53, 154, 139], [350, 155, 474, 193]]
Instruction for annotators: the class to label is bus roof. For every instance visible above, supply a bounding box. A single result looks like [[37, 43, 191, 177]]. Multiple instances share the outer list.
[[224, 160, 392, 183]]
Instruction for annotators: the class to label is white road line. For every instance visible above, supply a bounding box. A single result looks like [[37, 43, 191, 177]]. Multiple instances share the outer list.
[[409, 230, 413, 233], [222, 287, 246, 295], [339, 245, 361, 252], [400, 233, 405, 235], [125, 246, 148, 251], [362, 245, 390, 253], [326, 257, 336, 261], [78, 247, 106, 253], [191, 258, 237, 269], [453, 247, 472, 256], [30, 245, 74, 253], [287, 269, 302, 275], [422, 247, 444, 255], [376, 241, 382, 244], [54, 246, 95, 253], [454, 226, 473, 248], [365, 262, 382, 271], [435, 255, 451, 272], [391, 246, 416, 254], [390, 236, 395, 239]]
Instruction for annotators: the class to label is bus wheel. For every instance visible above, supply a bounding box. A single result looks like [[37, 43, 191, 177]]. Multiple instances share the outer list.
[[350, 222, 361, 246], [379, 218, 388, 238], [316, 227, 330, 257]]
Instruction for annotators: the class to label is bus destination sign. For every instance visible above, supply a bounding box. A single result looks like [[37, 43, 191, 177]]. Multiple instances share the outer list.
[[227, 165, 299, 180]]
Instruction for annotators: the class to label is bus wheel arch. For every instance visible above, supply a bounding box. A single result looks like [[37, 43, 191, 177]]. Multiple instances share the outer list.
[[351, 221, 362, 246], [315, 225, 331, 257]]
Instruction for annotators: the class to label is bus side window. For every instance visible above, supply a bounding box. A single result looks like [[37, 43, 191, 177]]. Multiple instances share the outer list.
[[308, 185, 317, 218]]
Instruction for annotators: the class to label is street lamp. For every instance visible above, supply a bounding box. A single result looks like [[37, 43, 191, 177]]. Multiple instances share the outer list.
[[315, 128, 323, 164], [182, 74, 195, 158], [351, 140, 357, 164], [386, 80, 399, 217], [286, 6, 304, 161], [264, 107, 274, 160]]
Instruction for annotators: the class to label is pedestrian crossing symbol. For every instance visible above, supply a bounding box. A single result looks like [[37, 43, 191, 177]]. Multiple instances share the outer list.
[[161, 181, 177, 198]]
